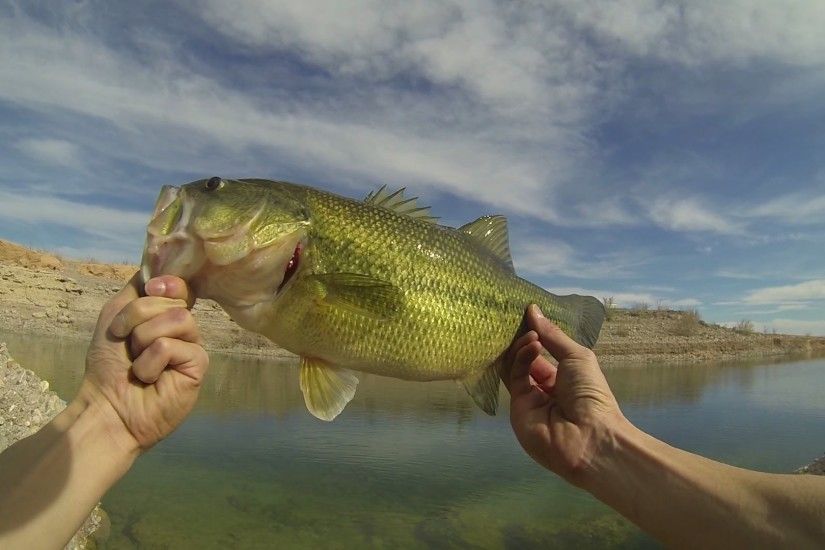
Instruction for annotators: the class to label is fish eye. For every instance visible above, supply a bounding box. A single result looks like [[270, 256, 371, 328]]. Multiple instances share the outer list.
[[205, 177, 224, 191]]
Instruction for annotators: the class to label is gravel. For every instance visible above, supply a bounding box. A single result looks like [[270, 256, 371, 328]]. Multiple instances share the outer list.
[[0, 342, 108, 549]]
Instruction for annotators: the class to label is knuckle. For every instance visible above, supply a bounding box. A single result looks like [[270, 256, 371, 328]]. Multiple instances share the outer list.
[[151, 337, 173, 355], [167, 306, 191, 324]]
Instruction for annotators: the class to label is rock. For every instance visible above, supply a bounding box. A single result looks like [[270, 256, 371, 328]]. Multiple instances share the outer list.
[[32, 311, 47, 319]]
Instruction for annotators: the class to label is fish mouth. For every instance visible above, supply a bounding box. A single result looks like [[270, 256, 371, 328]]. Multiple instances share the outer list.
[[140, 185, 205, 285], [141, 182, 307, 307]]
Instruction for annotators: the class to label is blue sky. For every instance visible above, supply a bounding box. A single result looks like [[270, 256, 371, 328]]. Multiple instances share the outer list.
[[1, 1, 824, 334]]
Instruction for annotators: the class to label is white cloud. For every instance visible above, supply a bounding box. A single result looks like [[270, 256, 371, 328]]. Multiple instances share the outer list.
[[513, 240, 644, 279], [561, 0, 825, 67], [765, 318, 825, 337], [15, 138, 82, 168], [0, 9, 591, 219], [0, 190, 147, 259], [646, 197, 742, 235], [546, 286, 700, 309], [748, 190, 825, 225], [743, 279, 825, 305]]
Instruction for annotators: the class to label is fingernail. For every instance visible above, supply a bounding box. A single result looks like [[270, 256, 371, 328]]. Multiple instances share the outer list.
[[532, 304, 544, 318], [145, 278, 166, 296]]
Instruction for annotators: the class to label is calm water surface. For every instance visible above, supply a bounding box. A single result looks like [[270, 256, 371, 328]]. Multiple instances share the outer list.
[[3, 331, 824, 549]]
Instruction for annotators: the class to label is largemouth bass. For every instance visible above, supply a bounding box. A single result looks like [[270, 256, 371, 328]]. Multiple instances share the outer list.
[[141, 177, 604, 420]]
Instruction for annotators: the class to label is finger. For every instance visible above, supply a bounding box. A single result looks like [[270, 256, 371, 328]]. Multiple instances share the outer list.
[[110, 296, 189, 338], [95, 272, 143, 337], [506, 340, 543, 396], [529, 356, 558, 388], [501, 330, 538, 382], [527, 305, 586, 361], [132, 338, 209, 384], [129, 307, 201, 357], [144, 275, 196, 307]]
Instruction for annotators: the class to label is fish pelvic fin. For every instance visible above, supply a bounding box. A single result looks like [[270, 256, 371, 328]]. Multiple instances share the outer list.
[[459, 215, 514, 272], [552, 294, 606, 349], [299, 356, 359, 421], [460, 356, 504, 415], [306, 273, 404, 321], [364, 185, 439, 224]]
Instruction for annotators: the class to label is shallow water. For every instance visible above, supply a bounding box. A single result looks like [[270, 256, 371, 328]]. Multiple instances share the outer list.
[[3, 331, 825, 549]]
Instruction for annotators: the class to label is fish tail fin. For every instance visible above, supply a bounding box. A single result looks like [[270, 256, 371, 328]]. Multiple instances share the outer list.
[[552, 295, 605, 349]]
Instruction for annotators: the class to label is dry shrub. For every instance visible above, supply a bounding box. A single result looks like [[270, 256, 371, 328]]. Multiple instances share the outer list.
[[734, 319, 754, 334], [673, 308, 702, 337]]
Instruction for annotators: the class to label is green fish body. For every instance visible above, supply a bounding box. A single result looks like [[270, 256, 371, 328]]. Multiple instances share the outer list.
[[142, 178, 604, 420]]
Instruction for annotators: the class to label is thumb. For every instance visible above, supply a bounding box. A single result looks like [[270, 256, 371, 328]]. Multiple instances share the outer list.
[[526, 305, 586, 362]]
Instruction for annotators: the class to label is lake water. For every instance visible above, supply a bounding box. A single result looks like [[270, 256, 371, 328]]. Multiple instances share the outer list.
[[2, 331, 824, 549]]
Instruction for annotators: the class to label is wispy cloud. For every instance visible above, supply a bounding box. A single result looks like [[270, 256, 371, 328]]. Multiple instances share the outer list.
[[15, 138, 82, 168], [743, 279, 825, 305], [0, 190, 147, 260], [747, 189, 825, 225], [764, 318, 825, 337], [514, 240, 645, 280], [645, 197, 743, 235], [547, 286, 700, 309]]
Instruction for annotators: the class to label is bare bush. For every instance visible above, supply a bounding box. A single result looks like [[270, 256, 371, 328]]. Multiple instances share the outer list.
[[673, 308, 702, 336], [602, 296, 616, 321], [734, 319, 754, 334]]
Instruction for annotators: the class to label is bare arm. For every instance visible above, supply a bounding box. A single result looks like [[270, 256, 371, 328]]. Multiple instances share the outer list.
[[504, 305, 825, 548], [0, 275, 208, 549]]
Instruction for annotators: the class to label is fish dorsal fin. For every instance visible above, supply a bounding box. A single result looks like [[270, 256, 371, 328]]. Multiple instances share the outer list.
[[299, 356, 359, 421], [306, 273, 403, 320], [364, 185, 439, 224], [459, 215, 514, 272], [460, 356, 503, 415]]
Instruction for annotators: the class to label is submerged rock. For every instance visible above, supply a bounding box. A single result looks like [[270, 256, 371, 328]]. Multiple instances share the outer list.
[[0, 342, 109, 549]]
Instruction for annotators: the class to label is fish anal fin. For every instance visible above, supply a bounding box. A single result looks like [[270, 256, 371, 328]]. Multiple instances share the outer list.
[[299, 356, 359, 421], [460, 357, 503, 415], [459, 215, 514, 272], [307, 273, 403, 320], [364, 185, 439, 224]]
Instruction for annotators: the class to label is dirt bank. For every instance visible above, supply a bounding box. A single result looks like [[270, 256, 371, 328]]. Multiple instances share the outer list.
[[1, 239, 824, 364]]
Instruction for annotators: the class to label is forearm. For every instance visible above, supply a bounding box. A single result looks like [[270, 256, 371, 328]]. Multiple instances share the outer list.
[[0, 386, 139, 549], [580, 418, 825, 548]]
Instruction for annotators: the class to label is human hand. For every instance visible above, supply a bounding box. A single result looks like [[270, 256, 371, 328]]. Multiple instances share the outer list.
[[79, 273, 208, 451], [503, 305, 625, 485]]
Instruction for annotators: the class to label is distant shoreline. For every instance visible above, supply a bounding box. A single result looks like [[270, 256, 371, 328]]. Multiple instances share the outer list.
[[2, 238, 824, 366]]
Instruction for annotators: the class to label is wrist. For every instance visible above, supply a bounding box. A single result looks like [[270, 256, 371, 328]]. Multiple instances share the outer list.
[[69, 380, 142, 464], [566, 411, 640, 490]]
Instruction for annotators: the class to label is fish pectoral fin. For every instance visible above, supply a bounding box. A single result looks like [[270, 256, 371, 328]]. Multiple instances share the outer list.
[[307, 273, 403, 320], [299, 357, 359, 421], [460, 357, 503, 416], [458, 215, 514, 272], [364, 185, 439, 224]]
